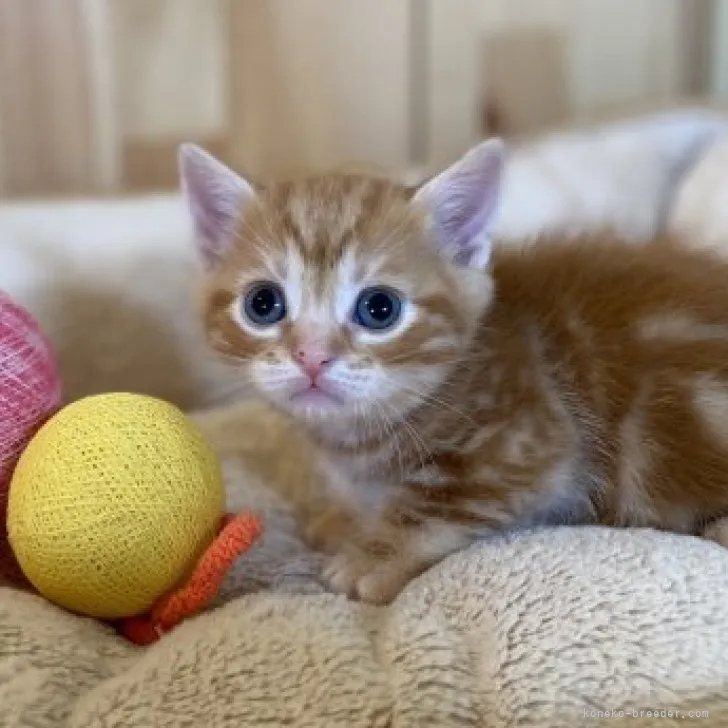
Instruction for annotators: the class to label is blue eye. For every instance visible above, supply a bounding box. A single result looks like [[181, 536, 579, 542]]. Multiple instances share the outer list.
[[353, 287, 402, 330], [243, 283, 286, 326]]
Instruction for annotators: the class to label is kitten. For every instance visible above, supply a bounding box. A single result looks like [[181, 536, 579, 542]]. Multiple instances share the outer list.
[[180, 139, 728, 605]]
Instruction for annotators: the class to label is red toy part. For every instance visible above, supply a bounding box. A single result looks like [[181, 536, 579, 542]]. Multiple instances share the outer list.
[[119, 512, 262, 645]]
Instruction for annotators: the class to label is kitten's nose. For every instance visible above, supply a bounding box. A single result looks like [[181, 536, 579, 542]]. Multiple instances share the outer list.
[[294, 348, 334, 380]]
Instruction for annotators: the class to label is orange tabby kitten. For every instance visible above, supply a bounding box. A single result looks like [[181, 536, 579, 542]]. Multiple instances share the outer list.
[[180, 139, 728, 605]]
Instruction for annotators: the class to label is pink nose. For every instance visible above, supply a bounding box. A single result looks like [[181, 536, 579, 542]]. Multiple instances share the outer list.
[[294, 349, 334, 380]]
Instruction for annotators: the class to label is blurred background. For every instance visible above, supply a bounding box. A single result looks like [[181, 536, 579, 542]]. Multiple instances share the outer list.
[[0, 0, 723, 198]]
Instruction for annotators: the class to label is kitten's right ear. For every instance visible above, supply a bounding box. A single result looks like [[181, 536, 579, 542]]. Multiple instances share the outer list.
[[178, 144, 256, 266]]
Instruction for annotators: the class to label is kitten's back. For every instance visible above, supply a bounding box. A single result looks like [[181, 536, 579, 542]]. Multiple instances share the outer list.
[[484, 234, 728, 530], [492, 234, 728, 331]]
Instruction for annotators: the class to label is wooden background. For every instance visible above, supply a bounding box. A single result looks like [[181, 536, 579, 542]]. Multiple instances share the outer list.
[[0, 0, 717, 198]]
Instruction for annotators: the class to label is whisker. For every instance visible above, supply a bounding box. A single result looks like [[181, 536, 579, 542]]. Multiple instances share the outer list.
[[379, 398, 432, 475], [373, 401, 407, 483], [396, 381, 478, 427]]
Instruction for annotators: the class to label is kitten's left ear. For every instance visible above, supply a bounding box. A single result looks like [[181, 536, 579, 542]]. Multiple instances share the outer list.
[[413, 138, 504, 269], [179, 144, 256, 266]]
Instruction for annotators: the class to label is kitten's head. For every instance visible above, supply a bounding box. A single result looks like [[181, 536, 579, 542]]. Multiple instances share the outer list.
[[180, 140, 503, 438]]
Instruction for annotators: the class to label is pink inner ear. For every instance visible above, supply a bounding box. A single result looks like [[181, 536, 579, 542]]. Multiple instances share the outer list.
[[417, 139, 504, 269], [179, 144, 255, 265], [187, 190, 236, 261]]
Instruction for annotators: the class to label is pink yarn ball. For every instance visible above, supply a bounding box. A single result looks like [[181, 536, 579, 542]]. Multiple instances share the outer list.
[[0, 292, 61, 580]]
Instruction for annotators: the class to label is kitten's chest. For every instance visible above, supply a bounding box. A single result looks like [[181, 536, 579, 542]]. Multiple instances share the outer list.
[[322, 442, 403, 514]]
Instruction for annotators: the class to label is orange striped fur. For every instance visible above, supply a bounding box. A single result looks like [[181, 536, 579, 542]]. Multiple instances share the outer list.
[[181, 141, 728, 604]]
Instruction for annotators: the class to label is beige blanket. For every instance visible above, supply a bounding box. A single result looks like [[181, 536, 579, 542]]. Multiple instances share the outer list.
[[3, 401, 728, 728], [4, 524, 728, 727]]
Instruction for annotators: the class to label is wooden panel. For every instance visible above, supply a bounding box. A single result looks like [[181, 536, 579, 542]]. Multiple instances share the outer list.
[[111, 0, 229, 140], [567, 0, 681, 114], [0, 0, 708, 196], [424, 0, 482, 169], [426, 0, 686, 166], [678, 0, 714, 96], [79, 0, 122, 193], [0, 0, 93, 195], [481, 27, 569, 136], [228, 0, 412, 179], [0, 82, 6, 194], [122, 135, 228, 191], [711, 0, 728, 99]]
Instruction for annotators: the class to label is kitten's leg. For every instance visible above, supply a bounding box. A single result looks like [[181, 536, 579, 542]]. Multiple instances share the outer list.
[[322, 512, 476, 605], [320, 464, 569, 603], [701, 518, 728, 547], [304, 503, 359, 554]]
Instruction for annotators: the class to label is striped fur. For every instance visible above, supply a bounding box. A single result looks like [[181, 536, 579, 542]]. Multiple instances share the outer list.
[[185, 145, 728, 605]]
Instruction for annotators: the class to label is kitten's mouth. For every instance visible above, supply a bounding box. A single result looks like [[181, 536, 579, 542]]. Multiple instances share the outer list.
[[289, 383, 345, 409]]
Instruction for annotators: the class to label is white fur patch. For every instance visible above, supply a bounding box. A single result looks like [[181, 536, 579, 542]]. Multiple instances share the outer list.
[[636, 313, 728, 342], [333, 248, 362, 324], [283, 242, 306, 321]]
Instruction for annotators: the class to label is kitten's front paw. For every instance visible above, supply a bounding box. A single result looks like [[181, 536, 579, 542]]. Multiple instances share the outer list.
[[322, 549, 413, 605], [322, 548, 377, 597]]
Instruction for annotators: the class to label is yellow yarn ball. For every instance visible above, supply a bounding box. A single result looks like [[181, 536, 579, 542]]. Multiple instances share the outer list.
[[7, 393, 224, 619]]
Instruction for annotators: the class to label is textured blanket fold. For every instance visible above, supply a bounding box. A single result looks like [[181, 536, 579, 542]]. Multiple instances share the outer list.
[[3, 524, 728, 727]]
